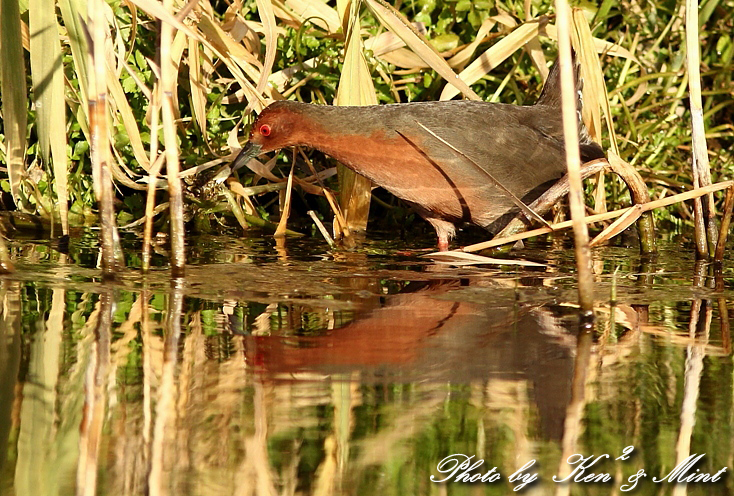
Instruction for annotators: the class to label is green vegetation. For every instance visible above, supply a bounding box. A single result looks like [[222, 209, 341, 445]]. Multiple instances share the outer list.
[[0, 0, 732, 251]]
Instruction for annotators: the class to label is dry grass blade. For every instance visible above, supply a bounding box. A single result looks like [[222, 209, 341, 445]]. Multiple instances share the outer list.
[[452, 180, 734, 254], [525, 37, 548, 82], [571, 10, 609, 214], [170, 31, 188, 128], [255, 0, 278, 95], [364, 0, 480, 101], [335, 0, 375, 232], [285, 0, 341, 33], [269, 57, 320, 92], [571, 10, 606, 149], [225, 177, 258, 215], [377, 47, 429, 69], [228, 178, 288, 196], [308, 210, 336, 248], [274, 162, 295, 237], [142, 153, 164, 272], [364, 23, 426, 57], [0, 0, 29, 208], [298, 149, 352, 245], [544, 21, 647, 108], [222, 187, 250, 231], [413, 120, 551, 228], [336, 0, 350, 27], [440, 21, 540, 101], [174, 0, 200, 23], [589, 205, 642, 247], [335, 2, 378, 107], [543, 23, 639, 61], [141, 60, 161, 272], [188, 38, 209, 144], [120, 58, 152, 100], [447, 17, 496, 69], [196, 14, 266, 112], [607, 151, 656, 252], [126, 0, 204, 43], [426, 251, 545, 267], [235, 155, 281, 182], [59, 0, 91, 105], [106, 65, 151, 171]]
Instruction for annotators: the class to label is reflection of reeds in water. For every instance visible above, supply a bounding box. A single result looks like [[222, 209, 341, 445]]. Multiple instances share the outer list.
[[115, 293, 734, 494], [0, 282, 21, 477], [3, 273, 734, 495]]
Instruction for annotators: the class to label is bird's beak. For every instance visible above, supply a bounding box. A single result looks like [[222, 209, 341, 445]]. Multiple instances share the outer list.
[[231, 142, 263, 172]]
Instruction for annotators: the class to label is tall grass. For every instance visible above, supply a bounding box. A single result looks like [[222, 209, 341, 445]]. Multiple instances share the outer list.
[[0, 0, 732, 268]]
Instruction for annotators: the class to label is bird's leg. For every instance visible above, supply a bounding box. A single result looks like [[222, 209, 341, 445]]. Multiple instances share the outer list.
[[437, 236, 450, 252], [427, 218, 456, 252]]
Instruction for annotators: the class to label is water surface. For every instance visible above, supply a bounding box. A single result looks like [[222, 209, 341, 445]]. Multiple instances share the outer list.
[[0, 232, 732, 495]]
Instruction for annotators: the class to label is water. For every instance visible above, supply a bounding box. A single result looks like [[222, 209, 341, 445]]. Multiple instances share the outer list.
[[0, 232, 732, 495]]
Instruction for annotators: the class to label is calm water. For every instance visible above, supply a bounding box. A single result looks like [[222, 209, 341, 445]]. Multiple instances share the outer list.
[[0, 231, 732, 496]]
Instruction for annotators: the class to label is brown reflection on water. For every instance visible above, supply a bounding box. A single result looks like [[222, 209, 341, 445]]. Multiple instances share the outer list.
[[247, 280, 577, 441]]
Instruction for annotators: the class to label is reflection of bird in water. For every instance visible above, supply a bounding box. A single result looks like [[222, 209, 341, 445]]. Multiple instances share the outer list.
[[245, 279, 577, 441]]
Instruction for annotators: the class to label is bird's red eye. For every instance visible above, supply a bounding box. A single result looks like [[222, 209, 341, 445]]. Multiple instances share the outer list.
[[259, 124, 272, 137]]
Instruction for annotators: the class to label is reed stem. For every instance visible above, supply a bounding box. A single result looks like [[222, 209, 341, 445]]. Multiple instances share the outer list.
[[556, 0, 594, 314], [161, 0, 186, 276], [89, 0, 120, 278], [686, 0, 718, 258]]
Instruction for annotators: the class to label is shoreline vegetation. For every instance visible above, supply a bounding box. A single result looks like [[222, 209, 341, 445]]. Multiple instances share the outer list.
[[0, 0, 732, 273]]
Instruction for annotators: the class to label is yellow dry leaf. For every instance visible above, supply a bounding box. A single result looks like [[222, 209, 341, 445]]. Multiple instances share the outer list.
[[335, 0, 375, 231], [255, 0, 278, 95], [188, 37, 209, 143], [365, 0, 480, 100], [447, 17, 496, 69], [440, 21, 540, 101], [284, 0, 341, 33]]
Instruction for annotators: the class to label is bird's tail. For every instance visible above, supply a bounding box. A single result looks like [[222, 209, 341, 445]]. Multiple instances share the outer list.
[[535, 52, 581, 109], [536, 51, 605, 161]]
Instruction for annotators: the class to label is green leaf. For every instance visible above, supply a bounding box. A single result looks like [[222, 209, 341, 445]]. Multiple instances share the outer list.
[[30, 0, 70, 233], [430, 33, 460, 52], [0, 0, 29, 207], [455, 0, 471, 12]]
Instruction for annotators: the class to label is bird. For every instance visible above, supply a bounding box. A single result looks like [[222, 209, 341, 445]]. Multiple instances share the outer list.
[[232, 55, 605, 250]]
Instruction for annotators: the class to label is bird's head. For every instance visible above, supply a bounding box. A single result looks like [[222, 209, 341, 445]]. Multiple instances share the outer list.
[[231, 101, 304, 169]]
